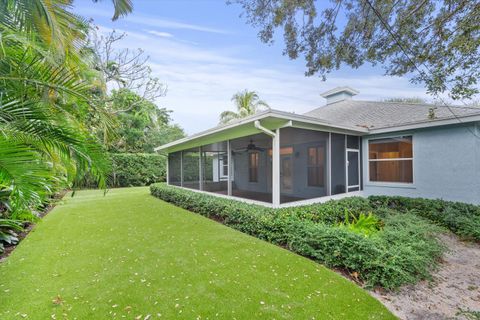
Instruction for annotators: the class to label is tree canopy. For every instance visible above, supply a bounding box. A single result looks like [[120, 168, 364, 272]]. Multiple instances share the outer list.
[[106, 89, 185, 153], [232, 0, 480, 100]]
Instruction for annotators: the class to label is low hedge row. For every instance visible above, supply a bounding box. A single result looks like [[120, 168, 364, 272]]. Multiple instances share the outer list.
[[369, 195, 480, 241], [150, 183, 444, 289]]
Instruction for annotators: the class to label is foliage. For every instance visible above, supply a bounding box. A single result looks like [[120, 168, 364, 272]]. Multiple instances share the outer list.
[[150, 183, 445, 289], [0, 187, 394, 319], [109, 153, 166, 187], [456, 308, 480, 320], [84, 30, 185, 153], [0, 1, 133, 233], [278, 196, 373, 224], [233, 0, 480, 100], [369, 195, 480, 241], [104, 89, 184, 153], [338, 211, 382, 237], [0, 219, 22, 254], [219, 89, 270, 124]]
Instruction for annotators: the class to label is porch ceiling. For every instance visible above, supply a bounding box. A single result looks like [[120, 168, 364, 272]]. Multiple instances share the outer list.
[[155, 109, 368, 153]]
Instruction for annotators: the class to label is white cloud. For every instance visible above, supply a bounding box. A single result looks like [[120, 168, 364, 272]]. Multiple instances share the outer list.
[[96, 25, 433, 135], [76, 7, 229, 34], [125, 15, 230, 34], [146, 30, 174, 38]]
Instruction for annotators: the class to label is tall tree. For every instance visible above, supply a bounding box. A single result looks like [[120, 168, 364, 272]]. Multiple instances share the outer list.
[[231, 0, 480, 100], [219, 90, 270, 124], [107, 89, 184, 153]]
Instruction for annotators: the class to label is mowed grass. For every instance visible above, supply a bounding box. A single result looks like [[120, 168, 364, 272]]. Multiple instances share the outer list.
[[0, 187, 395, 319]]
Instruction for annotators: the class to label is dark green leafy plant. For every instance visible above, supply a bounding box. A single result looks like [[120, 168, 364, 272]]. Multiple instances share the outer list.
[[370, 195, 480, 241], [110, 153, 166, 187]]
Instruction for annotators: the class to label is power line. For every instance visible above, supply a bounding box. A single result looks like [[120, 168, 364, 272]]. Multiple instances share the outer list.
[[363, 0, 480, 138]]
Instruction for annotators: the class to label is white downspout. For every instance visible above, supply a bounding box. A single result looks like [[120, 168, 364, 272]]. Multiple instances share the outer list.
[[254, 120, 280, 207], [254, 120, 276, 137]]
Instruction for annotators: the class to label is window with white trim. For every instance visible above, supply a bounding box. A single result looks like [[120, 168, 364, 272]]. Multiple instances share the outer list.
[[368, 136, 413, 183], [219, 154, 228, 179]]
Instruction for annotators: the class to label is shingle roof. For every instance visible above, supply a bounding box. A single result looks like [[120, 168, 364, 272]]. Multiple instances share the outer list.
[[304, 100, 480, 129]]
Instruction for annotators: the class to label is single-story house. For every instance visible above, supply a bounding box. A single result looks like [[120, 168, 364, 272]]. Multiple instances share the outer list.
[[155, 87, 480, 207]]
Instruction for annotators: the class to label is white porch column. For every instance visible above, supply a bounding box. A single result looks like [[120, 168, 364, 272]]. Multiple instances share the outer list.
[[199, 147, 203, 191], [327, 133, 331, 196], [180, 151, 184, 187], [166, 153, 170, 185], [272, 129, 281, 207], [227, 140, 232, 196]]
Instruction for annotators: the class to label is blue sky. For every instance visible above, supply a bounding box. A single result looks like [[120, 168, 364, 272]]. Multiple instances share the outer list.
[[74, 0, 432, 134]]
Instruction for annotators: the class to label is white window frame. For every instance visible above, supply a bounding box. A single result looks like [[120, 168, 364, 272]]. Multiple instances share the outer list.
[[366, 134, 415, 187], [219, 153, 229, 180], [346, 148, 360, 192]]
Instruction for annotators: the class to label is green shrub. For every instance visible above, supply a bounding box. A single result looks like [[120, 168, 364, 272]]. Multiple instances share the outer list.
[[369, 195, 480, 241], [279, 196, 372, 224], [150, 183, 444, 289], [79, 153, 166, 188], [110, 153, 166, 187]]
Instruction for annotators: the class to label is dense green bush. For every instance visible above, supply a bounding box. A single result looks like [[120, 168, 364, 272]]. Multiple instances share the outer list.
[[369, 195, 480, 241], [110, 153, 166, 187], [0, 219, 22, 254], [278, 196, 372, 224], [150, 183, 444, 289]]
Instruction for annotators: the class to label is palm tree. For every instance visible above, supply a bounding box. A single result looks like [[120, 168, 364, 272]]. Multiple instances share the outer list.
[[0, 0, 132, 218], [219, 90, 270, 124], [0, 0, 133, 51]]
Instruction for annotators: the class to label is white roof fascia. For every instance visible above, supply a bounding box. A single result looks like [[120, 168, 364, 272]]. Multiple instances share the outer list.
[[154, 109, 368, 152]]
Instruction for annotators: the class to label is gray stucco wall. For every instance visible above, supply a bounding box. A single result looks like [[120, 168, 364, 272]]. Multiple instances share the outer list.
[[362, 122, 480, 204]]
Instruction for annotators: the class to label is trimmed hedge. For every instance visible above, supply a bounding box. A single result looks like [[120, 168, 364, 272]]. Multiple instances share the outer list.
[[369, 195, 480, 241], [150, 183, 444, 289], [110, 153, 166, 187]]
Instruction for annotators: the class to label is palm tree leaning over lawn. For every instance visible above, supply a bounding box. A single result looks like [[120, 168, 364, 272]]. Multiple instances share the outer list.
[[0, 0, 133, 219], [219, 90, 270, 124]]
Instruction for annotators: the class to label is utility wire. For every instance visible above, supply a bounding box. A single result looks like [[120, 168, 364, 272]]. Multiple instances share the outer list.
[[363, 0, 480, 138]]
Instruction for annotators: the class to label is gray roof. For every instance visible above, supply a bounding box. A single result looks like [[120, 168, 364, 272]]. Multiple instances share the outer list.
[[304, 100, 480, 130]]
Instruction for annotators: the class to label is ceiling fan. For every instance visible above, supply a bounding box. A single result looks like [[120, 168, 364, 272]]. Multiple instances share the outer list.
[[232, 139, 266, 153]]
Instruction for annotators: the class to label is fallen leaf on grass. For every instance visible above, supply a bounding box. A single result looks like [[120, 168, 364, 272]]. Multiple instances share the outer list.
[[52, 295, 63, 305]]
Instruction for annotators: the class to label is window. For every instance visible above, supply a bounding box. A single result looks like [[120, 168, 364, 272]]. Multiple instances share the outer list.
[[307, 146, 325, 187], [248, 152, 259, 182], [220, 154, 228, 178], [369, 136, 413, 183]]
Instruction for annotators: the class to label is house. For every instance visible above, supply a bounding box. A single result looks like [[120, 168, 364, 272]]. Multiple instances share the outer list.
[[155, 87, 480, 207]]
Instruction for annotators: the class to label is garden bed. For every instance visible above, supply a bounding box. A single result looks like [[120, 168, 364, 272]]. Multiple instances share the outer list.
[[150, 183, 452, 290]]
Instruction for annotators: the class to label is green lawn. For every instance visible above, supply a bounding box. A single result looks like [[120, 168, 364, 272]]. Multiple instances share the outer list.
[[0, 187, 395, 319]]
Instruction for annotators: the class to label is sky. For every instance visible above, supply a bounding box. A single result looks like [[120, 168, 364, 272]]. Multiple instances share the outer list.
[[73, 0, 434, 134]]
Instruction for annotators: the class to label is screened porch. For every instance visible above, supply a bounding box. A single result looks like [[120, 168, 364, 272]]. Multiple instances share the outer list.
[[166, 126, 362, 207]]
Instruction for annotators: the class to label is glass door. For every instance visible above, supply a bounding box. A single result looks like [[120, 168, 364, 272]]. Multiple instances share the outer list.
[[346, 149, 360, 192]]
